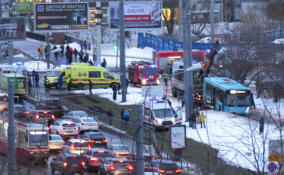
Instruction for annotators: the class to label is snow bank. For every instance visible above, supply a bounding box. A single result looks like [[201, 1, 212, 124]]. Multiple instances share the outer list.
[[273, 38, 284, 44]]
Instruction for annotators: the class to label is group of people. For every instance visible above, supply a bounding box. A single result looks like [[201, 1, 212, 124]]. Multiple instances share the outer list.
[[190, 108, 207, 129], [38, 43, 96, 65]]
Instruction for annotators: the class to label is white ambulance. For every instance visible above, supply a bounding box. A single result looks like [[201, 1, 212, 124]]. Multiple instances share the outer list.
[[144, 99, 182, 130]]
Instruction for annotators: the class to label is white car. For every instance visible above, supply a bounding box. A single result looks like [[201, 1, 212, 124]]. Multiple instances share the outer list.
[[72, 117, 99, 132], [49, 120, 79, 137], [48, 134, 64, 151], [64, 110, 89, 119], [62, 139, 89, 155]]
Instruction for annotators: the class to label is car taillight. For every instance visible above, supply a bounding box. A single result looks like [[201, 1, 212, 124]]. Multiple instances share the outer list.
[[96, 122, 99, 126], [60, 127, 65, 130], [198, 94, 202, 98], [98, 150, 104, 154], [102, 139, 107, 143], [75, 127, 79, 130], [35, 114, 40, 120], [43, 111, 48, 114], [127, 165, 134, 171], [82, 123, 86, 126], [108, 165, 117, 170], [90, 157, 98, 161], [62, 161, 68, 167], [24, 111, 29, 115], [88, 144, 92, 149], [71, 144, 76, 150], [152, 156, 155, 160], [88, 139, 95, 143], [51, 114, 55, 120], [158, 169, 165, 173], [115, 153, 120, 157], [175, 168, 182, 173], [80, 161, 86, 166]]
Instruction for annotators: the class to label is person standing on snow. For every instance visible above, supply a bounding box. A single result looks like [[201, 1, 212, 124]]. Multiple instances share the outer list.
[[199, 112, 206, 128], [259, 116, 264, 134], [112, 84, 118, 101]]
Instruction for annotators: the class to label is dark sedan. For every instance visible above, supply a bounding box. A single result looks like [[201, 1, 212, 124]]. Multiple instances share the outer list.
[[80, 131, 108, 148]]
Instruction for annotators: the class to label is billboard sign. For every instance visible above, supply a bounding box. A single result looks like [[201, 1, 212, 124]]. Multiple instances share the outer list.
[[269, 139, 284, 162], [170, 125, 186, 150], [0, 17, 26, 41], [109, 1, 162, 29], [34, 3, 88, 31], [14, 2, 34, 13]]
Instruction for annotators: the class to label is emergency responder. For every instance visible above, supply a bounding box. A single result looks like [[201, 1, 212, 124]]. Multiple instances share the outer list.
[[163, 72, 168, 87], [67, 74, 72, 92]]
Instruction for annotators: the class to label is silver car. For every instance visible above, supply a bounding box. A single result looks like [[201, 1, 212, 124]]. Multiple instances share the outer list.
[[48, 134, 64, 151]]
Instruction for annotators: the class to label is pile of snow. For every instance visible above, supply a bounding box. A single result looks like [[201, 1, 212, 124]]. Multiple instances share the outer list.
[[254, 97, 284, 119], [23, 61, 55, 71], [273, 38, 284, 44]]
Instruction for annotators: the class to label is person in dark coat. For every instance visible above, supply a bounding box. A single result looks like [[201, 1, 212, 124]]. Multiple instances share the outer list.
[[28, 75, 32, 94], [190, 111, 197, 129], [44, 46, 48, 59], [79, 50, 84, 62], [107, 110, 113, 125], [112, 84, 118, 101], [74, 48, 78, 62], [83, 53, 89, 63], [259, 117, 264, 134], [60, 44, 64, 57], [35, 72, 39, 87], [89, 80, 93, 95], [101, 58, 107, 68]]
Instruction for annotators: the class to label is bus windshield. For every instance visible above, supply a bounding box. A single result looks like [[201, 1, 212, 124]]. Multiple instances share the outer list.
[[29, 131, 48, 147], [48, 71, 61, 77], [153, 109, 173, 118], [142, 68, 158, 75], [226, 94, 251, 106]]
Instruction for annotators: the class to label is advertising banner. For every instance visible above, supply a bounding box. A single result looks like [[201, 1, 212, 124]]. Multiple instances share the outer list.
[[170, 125, 186, 150], [14, 2, 33, 13], [109, 1, 162, 29], [0, 17, 26, 41], [34, 3, 88, 31]]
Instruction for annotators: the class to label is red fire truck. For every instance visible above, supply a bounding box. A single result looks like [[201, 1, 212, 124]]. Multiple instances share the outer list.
[[128, 61, 160, 86], [152, 50, 209, 73]]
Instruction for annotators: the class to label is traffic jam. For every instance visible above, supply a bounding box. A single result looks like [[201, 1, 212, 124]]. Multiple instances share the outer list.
[[0, 94, 183, 175]]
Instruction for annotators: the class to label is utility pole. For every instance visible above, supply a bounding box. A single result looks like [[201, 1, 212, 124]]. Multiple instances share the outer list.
[[45, 33, 50, 69], [8, 77, 16, 175], [210, 0, 215, 42], [96, 1, 102, 64], [178, 0, 183, 41], [184, 0, 193, 123], [119, 0, 126, 102], [136, 103, 144, 175]]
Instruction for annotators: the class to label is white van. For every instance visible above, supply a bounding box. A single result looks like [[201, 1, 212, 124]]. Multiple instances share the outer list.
[[144, 99, 182, 130]]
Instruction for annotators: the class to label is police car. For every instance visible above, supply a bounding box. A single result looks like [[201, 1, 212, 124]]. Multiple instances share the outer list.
[[144, 99, 182, 130]]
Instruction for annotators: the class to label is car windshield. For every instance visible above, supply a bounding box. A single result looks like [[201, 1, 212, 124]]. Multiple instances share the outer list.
[[114, 146, 129, 151], [51, 135, 63, 141], [162, 163, 179, 170], [153, 109, 173, 118], [114, 161, 132, 167], [63, 123, 76, 127], [142, 68, 158, 75], [46, 100, 61, 106], [93, 151, 111, 157], [29, 130, 48, 147], [74, 142, 88, 148], [67, 156, 81, 163], [90, 134, 104, 140], [48, 71, 61, 77], [72, 111, 88, 117], [82, 118, 96, 122], [226, 94, 251, 106], [15, 106, 26, 111]]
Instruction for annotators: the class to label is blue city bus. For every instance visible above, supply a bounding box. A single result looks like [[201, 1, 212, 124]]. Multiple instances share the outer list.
[[203, 77, 253, 115]]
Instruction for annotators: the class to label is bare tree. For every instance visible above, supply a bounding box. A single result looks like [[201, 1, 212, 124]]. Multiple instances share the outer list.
[[265, 0, 284, 36]]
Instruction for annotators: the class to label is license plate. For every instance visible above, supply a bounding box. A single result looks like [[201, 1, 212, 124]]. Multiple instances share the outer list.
[[95, 141, 102, 143], [66, 131, 73, 133], [167, 171, 173, 173]]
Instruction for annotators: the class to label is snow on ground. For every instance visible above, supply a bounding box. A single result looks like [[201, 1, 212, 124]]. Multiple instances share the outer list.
[[73, 85, 282, 172], [273, 38, 284, 44], [23, 61, 55, 71], [254, 97, 284, 118]]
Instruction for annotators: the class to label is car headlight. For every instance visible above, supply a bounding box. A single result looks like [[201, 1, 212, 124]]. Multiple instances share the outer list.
[[246, 107, 250, 113], [156, 79, 160, 85], [141, 79, 147, 85], [156, 119, 162, 125], [171, 118, 175, 123]]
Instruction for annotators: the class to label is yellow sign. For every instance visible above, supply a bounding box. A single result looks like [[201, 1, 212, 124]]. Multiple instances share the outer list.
[[269, 154, 284, 162]]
